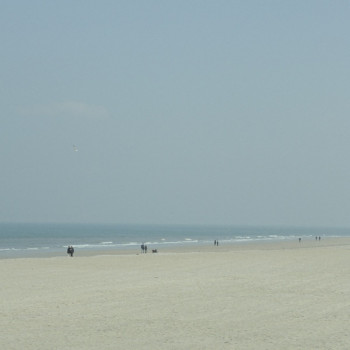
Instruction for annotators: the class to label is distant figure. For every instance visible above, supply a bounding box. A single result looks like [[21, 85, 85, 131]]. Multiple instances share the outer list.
[[299, 238, 301, 243], [214, 240, 217, 246], [216, 240, 219, 246], [319, 236, 321, 241], [67, 246, 74, 257], [141, 244, 145, 254], [315, 236, 318, 241], [145, 245, 148, 254]]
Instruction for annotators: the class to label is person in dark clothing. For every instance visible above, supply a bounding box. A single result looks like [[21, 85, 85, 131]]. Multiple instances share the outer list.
[[67, 246, 74, 257]]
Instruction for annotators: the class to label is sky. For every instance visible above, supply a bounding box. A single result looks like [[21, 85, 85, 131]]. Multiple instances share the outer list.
[[1, 1, 350, 227]]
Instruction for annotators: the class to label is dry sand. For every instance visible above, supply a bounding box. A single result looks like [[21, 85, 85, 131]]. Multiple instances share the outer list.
[[1, 238, 350, 349]]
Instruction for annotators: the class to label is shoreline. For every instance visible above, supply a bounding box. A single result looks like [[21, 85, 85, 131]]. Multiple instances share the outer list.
[[3, 236, 350, 260]]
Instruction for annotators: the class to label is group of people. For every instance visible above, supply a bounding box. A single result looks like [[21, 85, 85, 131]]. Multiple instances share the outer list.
[[214, 240, 219, 246], [67, 245, 74, 257], [141, 244, 148, 253]]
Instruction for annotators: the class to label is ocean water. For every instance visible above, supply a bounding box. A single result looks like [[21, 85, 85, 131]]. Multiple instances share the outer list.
[[0, 223, 349, 258]]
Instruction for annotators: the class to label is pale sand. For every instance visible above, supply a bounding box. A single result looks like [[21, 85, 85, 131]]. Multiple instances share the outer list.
[[1, 238, 350, 349]]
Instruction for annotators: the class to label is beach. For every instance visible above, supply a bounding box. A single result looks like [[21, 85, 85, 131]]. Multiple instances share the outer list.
[[1, 238, 350, 349]]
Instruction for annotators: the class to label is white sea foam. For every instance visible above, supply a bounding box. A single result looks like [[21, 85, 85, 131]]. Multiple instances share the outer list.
[[0, 223, 347, 258]]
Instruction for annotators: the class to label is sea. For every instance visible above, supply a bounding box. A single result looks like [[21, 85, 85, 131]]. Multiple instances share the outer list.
[[0, 222, 349, 259]]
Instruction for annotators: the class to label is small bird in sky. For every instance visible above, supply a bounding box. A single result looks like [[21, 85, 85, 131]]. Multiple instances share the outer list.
[[73, 145, 78, 152]]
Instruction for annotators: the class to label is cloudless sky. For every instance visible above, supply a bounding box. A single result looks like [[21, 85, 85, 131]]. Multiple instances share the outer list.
[[1, 1, 350, 227]]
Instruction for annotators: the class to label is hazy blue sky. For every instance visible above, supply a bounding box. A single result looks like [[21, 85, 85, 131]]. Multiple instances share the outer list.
[[1, 1, 350, 227]]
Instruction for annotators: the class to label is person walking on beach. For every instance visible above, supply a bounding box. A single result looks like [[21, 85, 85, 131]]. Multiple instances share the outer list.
[[67, 246, 74, 257], [145, 245, 148, 254], [141, 244, 144, 253]]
